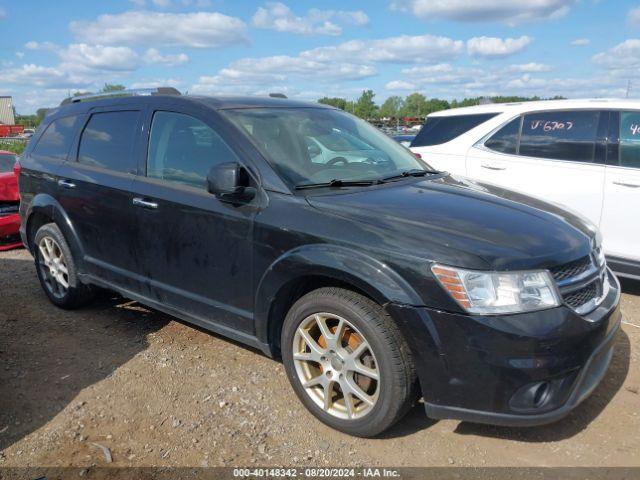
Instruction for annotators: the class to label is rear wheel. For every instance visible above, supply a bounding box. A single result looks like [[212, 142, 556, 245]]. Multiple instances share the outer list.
[[33, 223, 93, 309], [281, 287, 417, 437]]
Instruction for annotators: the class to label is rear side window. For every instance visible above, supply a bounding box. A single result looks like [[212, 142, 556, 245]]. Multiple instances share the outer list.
[[484, 117, 521, 155], [147, 111, 239, 189], [0, 154, 16, 173], [32, 115, 80, 160], [78, 111, 140, 173], [411, 113, 499, 147], [619, 111, 640, 169], [519, 111, 600, 162]]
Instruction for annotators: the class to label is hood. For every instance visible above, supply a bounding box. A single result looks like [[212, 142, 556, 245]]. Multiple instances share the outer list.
[[306, 174, 597, 271]]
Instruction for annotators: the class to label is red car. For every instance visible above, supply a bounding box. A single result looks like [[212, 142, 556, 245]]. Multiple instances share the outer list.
[[0, 150, 22, 251]]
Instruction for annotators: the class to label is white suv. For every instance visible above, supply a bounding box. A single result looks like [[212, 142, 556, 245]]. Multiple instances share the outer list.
[[410, 99, 640, 280]]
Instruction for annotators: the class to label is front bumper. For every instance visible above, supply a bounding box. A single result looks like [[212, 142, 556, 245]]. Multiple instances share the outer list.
[[387, 269, 622, 427], [0, 213, 22, 251]]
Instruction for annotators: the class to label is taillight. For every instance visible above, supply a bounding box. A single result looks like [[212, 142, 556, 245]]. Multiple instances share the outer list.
[[413, 152, 422, 159], [13, 158, 21, 177]]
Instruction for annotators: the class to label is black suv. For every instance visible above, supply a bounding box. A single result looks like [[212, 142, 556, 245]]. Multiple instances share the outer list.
[[18, 89, 621, 437]]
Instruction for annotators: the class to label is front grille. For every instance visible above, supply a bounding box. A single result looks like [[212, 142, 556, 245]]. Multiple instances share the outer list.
[[549, 255, 592, 282], [551, 250, 606, 315], [563, 282, 598, 309]]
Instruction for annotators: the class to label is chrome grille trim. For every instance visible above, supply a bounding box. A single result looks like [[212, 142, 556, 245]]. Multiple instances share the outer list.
[[551, 247, 607, 316]]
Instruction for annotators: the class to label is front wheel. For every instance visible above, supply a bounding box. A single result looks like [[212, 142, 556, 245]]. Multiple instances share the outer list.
[[281, 287, 417, 437]]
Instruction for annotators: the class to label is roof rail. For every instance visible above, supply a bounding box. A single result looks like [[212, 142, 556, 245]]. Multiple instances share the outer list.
[[60, 87, 181, 106]]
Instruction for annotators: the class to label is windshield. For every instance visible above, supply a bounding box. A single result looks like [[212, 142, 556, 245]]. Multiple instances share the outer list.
[[222, 107, 432, 188], [0, 154, 16, 173]]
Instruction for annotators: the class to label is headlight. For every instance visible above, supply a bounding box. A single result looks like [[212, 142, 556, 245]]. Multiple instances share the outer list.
[[432, 264, 561, 315]]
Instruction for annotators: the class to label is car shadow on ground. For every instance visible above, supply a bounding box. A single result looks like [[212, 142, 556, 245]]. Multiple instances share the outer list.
[[452, 329, 631, 442], [0, 257, 169, 451]]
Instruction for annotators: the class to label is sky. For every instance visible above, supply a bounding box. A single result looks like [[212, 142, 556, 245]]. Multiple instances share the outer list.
[[0, 0, 639, 114]]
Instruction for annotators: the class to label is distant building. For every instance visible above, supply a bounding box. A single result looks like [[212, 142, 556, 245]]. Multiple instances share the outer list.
[[0, 96, 16, 125]]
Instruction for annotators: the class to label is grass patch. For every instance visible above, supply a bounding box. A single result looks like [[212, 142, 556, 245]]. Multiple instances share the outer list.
[[0, 140, 27, 155]]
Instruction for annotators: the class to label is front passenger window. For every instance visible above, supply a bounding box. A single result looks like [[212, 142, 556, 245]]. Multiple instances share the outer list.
[[147, 111, 239, 189], [619, 111, 640, 169]]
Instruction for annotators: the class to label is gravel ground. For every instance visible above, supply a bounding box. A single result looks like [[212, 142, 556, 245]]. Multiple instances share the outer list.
[[1, 248, 639, 468]]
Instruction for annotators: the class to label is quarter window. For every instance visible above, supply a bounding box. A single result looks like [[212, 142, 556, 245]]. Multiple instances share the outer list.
[[619, 111, 640, 169], [32, 115, 80, 160], [484, 117, 521, 155], [147, 111, 239, 189], [78, 111, 140, 173], [519, 111, 600, 162], [411, 113, 499, 147]]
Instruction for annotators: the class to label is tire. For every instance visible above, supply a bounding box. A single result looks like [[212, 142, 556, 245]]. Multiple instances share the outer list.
[[281, 287, 417, 437], [33, 223, 94, 309]]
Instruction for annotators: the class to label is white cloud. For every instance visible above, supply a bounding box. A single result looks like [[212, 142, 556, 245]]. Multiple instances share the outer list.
[[15, 51, 24, 58], [191, 33, 464, 96], [571, 38, 590, 46], [303, 34, 464, 64], [153, 0, 172, 7], [390, 0, 573, 25], [130, 78, 183, 89], [385, 80, 417, 91], [0, 7, 6, 19], [467, 36, 532, 57], [592, 39, 640, 71], [70, 11, 248, 48], [252, 2, 369, 36], [628, 6, 640, 26], [0, 64, 86, 89], [59, 44, 140, 72], [507, 62, 552, 73], [24, 41, 57, 51], [143, 48, 189, 66]]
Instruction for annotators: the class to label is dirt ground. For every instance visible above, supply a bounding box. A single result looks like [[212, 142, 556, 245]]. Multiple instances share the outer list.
[[1, 248, 639, 468]]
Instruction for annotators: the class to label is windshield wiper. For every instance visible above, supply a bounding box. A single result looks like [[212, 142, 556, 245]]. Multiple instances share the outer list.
[[382, 168, 440, 182], [295, 178, 381, 190]]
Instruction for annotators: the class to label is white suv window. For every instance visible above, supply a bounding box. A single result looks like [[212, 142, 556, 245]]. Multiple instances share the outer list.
[[484, 117, 521, 155], [619, 111, 640, 169], [519, 111, 600, 163]]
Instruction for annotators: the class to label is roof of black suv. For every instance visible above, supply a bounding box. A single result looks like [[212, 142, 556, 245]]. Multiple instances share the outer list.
[[52, 94, 334, 117]]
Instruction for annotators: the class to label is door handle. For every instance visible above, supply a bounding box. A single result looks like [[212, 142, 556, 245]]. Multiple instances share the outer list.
[[612, 181, 640, 188], [132, 197, 159, 209], [57, 179, 76, 189], [481, 163, 507, 171]]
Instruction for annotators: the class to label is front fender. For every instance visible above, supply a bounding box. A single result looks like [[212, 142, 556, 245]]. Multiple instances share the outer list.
[[23, 193, 85, 265], [254, 244, 423, 345]]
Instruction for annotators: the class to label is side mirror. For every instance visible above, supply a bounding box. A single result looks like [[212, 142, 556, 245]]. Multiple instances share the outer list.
[[206, 162, 256, 203]]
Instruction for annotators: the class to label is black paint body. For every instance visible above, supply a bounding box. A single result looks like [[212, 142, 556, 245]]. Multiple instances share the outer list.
[[18, 95, 621, 426]]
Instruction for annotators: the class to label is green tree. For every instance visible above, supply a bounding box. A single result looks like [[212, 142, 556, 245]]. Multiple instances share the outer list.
[[318, 97, 348, 110], [424, 98, 450, 115], [101, 83, 126, 92], [379, 96, 405, 118], [402, 93, 429, 117], [354, 89, 378, 119], [36, 108, 50, 124]]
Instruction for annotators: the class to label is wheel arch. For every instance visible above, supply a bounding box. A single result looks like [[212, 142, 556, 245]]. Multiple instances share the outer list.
[[254, 244, 423, 355], [24, 194, 85, 266]]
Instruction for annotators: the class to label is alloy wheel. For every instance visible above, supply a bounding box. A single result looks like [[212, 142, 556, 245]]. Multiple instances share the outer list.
[[292, 313, 380, 420], [38, 236, 69, 299]]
